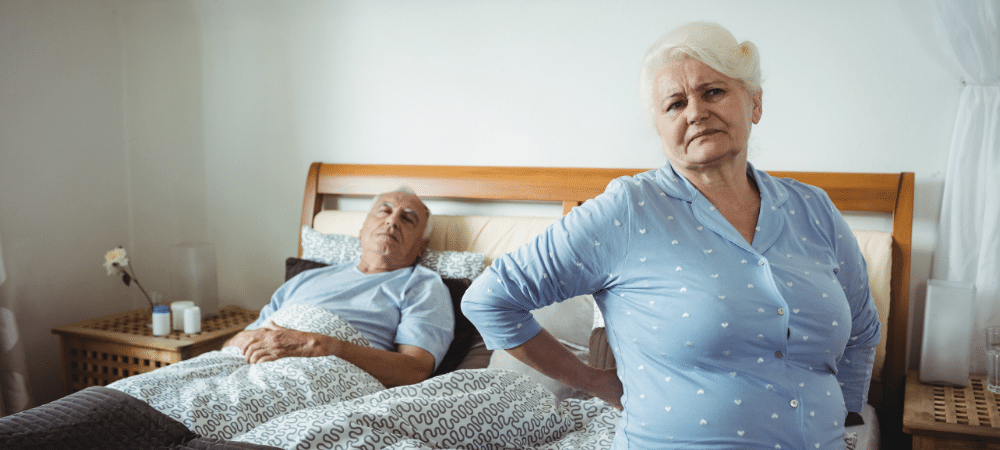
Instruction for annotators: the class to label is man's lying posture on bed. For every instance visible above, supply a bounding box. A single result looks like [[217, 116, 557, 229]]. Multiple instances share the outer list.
[[224, 186, 454, 387], [0, 187, 454, 449]]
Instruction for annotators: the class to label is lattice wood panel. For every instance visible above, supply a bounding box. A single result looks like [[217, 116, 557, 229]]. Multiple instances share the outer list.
[[932, 377, 1000, 427], [82, 306, 258, 339], [62, 335, 177, 391], [53, 305, 259, 394]]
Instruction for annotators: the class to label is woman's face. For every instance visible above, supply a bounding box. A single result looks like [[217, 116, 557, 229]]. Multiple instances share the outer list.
[[652, 57, 762, 173]]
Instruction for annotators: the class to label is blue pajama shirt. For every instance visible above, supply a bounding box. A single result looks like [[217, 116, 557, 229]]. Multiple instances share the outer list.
[[462, 163, 880, 450]]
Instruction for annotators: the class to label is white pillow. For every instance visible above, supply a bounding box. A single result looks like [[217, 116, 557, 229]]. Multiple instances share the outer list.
[[487, 342, 589, 402], [301, 226, 487, 280], [531, 295, 595, 348]]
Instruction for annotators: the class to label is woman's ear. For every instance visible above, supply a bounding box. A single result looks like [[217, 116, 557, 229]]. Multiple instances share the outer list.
[[751, 89, 763, 124]]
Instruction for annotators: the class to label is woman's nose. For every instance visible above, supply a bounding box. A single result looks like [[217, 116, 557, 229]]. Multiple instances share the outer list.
[[686, 99, 709, 124]]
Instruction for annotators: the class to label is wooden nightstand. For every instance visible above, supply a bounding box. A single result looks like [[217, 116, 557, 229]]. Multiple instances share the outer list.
[[903, 369, 1000, 449], [51, 304, 259, 395]]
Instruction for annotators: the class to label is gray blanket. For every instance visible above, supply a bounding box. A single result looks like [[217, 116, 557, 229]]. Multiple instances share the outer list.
[[0, 386, 278, 450]]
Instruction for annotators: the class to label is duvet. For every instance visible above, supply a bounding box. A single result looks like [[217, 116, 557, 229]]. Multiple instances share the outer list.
[[1, 303, 870, 450], [106, 304, 620, 450]]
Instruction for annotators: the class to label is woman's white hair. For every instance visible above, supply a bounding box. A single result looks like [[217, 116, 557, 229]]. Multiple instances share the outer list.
[[639, 21, 762, 126], [372, 186, 434, 239]]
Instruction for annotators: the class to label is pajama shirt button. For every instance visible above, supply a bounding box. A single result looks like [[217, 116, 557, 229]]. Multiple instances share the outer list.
[[777, 308, 785, 315], [790, 399, 799, 408], [758, 260, 766, 266], [775, 351, 783, 359]]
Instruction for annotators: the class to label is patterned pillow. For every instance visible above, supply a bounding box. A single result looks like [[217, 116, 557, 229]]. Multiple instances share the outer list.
[[300, 226, 487, 280], [419, 250, 487, 281], [301, 226, 362, 265], [267, 304, 373, 348]]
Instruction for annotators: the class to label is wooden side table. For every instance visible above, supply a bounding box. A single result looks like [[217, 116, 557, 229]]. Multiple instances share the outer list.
[[51, 304, 259, 395], [903, 369, 1000, 449]]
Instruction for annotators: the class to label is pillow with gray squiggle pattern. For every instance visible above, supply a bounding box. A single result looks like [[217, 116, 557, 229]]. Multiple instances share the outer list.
[[301, 225, 487, 280]]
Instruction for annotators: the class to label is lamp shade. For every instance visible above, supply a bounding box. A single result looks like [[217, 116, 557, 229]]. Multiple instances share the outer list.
[[170, 242, 219, 319], [919, 280, 976, 386]]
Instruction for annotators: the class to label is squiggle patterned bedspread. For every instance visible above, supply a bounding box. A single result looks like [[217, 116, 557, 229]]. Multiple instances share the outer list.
[[109, 304, 620, 450], [237, 369, 617, 450]]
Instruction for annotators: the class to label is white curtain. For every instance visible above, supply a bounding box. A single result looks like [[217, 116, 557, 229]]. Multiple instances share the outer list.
[[0, 231, 33, 415], [932, 0, 1000, 373]]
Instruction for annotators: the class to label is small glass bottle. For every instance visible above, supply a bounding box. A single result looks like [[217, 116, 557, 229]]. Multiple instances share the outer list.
[[152, 305, 170, 336]]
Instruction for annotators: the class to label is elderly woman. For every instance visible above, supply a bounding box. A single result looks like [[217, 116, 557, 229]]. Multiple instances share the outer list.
[[462, 21, 879, 449]]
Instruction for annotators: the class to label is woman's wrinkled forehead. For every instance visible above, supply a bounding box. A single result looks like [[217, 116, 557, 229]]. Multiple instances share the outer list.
[[655, 57, 737, 97]]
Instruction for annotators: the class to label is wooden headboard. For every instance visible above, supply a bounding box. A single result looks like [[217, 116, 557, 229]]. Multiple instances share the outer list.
[[299, 162, 915, 444]]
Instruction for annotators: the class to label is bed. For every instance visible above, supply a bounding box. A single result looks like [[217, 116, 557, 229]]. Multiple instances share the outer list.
[[292, 163, 914, 450], [0, 163, 913, 450]]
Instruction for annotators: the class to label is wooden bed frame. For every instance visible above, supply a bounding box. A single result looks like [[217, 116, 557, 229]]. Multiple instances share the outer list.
[[299, 162, 915, 447]]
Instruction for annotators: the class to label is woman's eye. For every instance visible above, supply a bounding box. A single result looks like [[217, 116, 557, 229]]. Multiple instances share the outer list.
[[666, 101, 684, 112], [706, 88, 724, 97]]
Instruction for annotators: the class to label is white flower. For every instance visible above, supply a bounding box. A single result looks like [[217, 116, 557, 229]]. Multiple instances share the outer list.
[[103, 247, 129, 275], [102, 246, 154, 308]]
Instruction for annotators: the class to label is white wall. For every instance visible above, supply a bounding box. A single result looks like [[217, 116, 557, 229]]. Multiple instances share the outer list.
[[0, 0, 129, 406], [1, 0, 960, 407]]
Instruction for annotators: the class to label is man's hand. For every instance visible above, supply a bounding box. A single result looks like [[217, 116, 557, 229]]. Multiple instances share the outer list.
[[225, 322, 340, 364], [223, 321, 436, 387]]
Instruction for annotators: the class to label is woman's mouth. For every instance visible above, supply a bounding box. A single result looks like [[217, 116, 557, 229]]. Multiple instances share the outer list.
[[690, 130, 720, 142]]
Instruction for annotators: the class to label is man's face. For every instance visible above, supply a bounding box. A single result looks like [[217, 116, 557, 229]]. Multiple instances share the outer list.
[[358, 191, 430, 269]]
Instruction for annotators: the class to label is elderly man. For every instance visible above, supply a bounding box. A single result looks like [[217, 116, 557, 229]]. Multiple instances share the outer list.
[[225, 187, 454, 387], [0, 187, 455, 447]]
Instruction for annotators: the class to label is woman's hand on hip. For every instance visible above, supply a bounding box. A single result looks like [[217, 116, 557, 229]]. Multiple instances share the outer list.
[[587, 368, 624, 410]]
